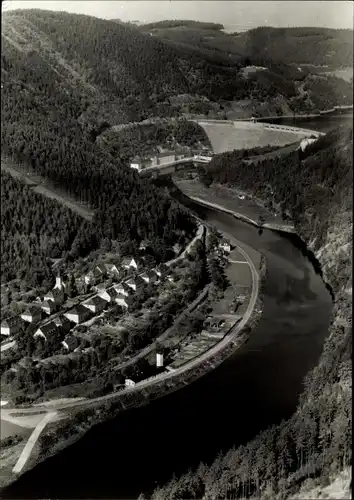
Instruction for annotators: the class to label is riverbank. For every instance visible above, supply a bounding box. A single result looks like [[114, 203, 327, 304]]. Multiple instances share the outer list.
[[173, 178, 296, 234]]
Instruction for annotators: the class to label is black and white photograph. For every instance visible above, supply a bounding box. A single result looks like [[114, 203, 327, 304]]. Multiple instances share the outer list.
[[0, 1, 352, 499]]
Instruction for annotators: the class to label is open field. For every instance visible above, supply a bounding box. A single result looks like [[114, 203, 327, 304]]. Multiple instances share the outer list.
[[199, 122, 304, 153], [1, 157, 94, 221]]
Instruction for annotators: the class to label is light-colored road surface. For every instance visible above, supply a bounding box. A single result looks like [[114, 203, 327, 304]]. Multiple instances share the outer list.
[[12, 412, 57, 474]]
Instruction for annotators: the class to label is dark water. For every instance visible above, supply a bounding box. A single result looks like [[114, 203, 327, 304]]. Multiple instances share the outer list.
[[2, 206, 332, 500], [268, 113, 353, 134]]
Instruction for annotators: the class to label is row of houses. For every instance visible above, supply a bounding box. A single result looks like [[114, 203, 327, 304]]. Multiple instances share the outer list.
[[29, 262, 172, 348]]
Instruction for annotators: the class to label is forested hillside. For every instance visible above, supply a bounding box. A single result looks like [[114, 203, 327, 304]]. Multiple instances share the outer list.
[[231, 27, 353, 67], [1, 172, 97, 287], [1, 9, 199, 276], [98, 118, 212, 161], [152, 125, 352, 499]]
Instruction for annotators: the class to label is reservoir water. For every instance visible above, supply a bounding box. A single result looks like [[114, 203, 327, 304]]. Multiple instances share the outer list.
[[2, 203, 332, 499]]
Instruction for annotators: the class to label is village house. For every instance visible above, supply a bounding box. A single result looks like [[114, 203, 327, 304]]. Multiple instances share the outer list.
[[62, 334, 79, 351], [83, 295, 107, 314], [114, 282, 133, 297], [41, 300, 57, 315], [34, 321, 58, 341], [64, 304, 91, 324], [1, 317, 23, 336], [53, 315, 72, 334], [44, 288, 64, 306], [21, 306, 42, 324], [115, 293, 133, 310], [121, 256, 139, 270], [139, 270, 157, 284], [98, 286, 119, 303], [219, 240, 232, 253], [104, 261, 120, 278], [53, 275, 66, 292], [125, 275, 145, 292], [153, 263, 169, 279], [84, 267, 104, 286]]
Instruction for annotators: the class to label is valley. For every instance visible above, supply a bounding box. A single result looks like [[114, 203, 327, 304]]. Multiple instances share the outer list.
[[0, 7, 352, 500]]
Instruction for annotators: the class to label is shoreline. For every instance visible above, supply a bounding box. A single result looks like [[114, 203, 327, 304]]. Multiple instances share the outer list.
[[189, 196, 296, 234]]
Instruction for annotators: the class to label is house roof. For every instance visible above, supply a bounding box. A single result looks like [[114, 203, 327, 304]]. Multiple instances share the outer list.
[[125, 275, 145, 287], [66, 304, 90, 316], [46, 288, 63, 299], [84, 295, 107, 307], [63, 335, 79, 349], [116, 293, 133, 303], [53, 315, 71, 327], [22, 306, 41, 316], [38, 322, 58, 335], [104, 287, 119, 298], [42, 300, 56, 309], [104, 261, 120, 271], [121, 256, 137, 266], [140, 270, 156, 279], [115, 282, 131, 293], [1, 317, 22, 328]]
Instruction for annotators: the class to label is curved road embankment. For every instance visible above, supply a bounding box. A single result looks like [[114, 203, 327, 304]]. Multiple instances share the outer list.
[[189, 196, 296, 234]]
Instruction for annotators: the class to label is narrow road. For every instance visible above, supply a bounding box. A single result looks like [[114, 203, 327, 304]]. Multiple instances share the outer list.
[[12, 412, 57, 474]]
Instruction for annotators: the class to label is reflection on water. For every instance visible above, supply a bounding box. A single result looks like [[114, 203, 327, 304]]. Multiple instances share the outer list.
[[2, 206, 332, 500]]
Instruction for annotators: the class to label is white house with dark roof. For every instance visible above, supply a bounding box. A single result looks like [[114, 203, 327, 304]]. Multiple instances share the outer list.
[[53, 315, 72, 334], [115, 294, 133, 310], [98, 287, 119, 303], [121, 256, 139, 270], [64, 304, 91, 324], [44, 288, 64, 306], [62, 334, 79, 351], [114, 282, 132, 297], [21, 306, 42, 324], [104, 262, 120, 277], [84, 267, 104, 286], [41, 300, 57, 316], [125, 275, 145, 292], [219, 240, 232, 253], [34, 322, 58, 341], [1, 317, 23, 336], [83, 295, 107, 314], [139, 270, 157, 284]]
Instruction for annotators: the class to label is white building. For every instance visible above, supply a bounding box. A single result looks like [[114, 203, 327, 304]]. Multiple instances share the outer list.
[[125, 378, 136, 387], [156, 353, 164, 367], [115, 294, 133, 309], [21, 306, 42, 323], [1, 318, 22, 336], [64, 305, 91, 324], [34, 322, 58, 341], [41, 300, 57, 315], [82, 295, 107, 314], [121, 257, 139, 270]]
